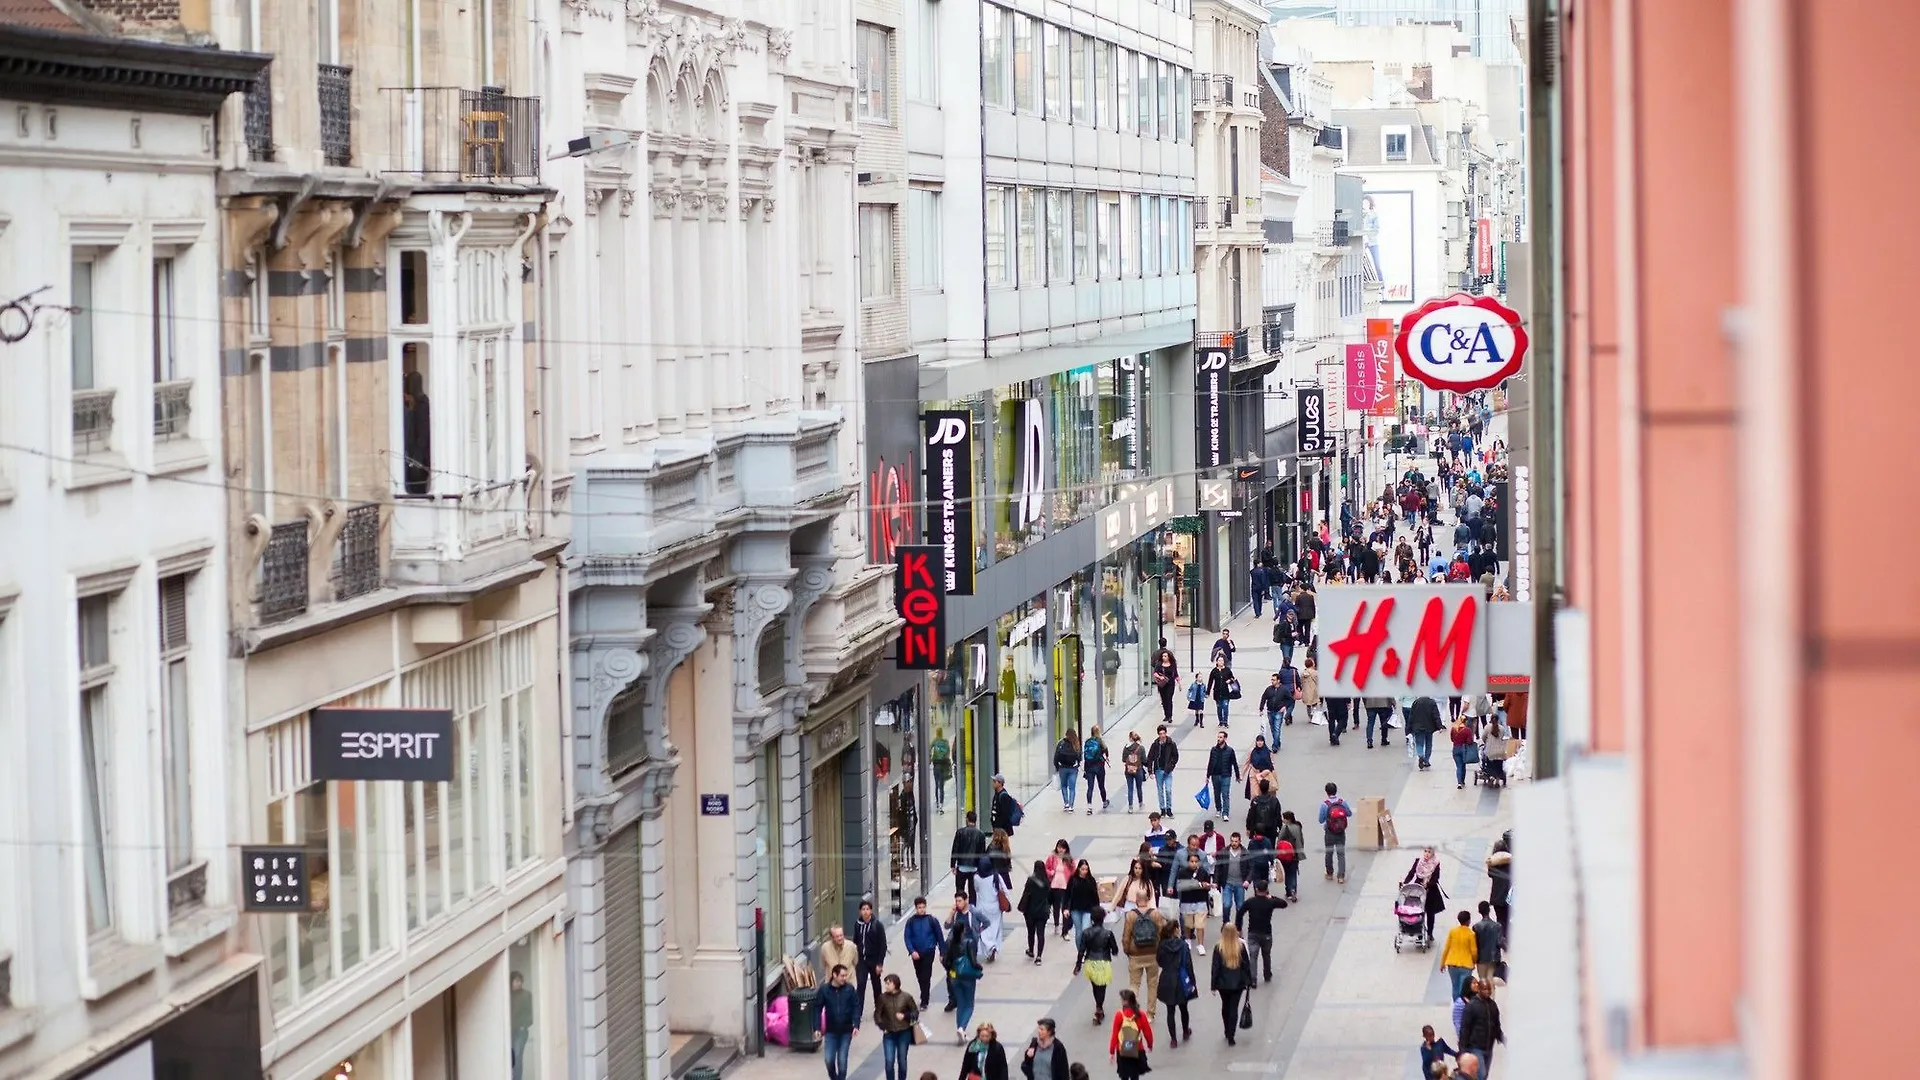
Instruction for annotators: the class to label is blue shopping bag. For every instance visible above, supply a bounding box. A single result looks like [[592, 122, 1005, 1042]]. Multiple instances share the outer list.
[[1194, 784, 1212, 810]]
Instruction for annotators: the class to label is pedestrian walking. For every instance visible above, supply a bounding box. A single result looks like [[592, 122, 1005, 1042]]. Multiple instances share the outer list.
[[1403, 847, 1448, 941], [1319, 783, 1352, 884], [1217, 833, 1250, 924], [951, 812, 987, 903], [1300, 656, 1322, 727], [1052, 730, 1081, 811], [1121, 731, 1148, 811], [1458, 979, 1504, 1076], [1174, 851, 1215, 953], [1147, 725, 1180, 815], [1119, 859, 1157, 913], [904, 896, 944, 1009], [1082, 725, 1111, 813], [1152, 649, 1180, 723], [1234, 880, 1286, 986], [1046, 841, 1074, 934], [944, 909, 985, 1040], [854, 900, 890, 1011], [1420, 1024, 1461, 1078], [1121, 905, 1169, 999], [1019, 1020, 1070, 1080], [1210, 628, 1236, 663], [875, 975, 921, 1080], [990, 775, 1023, 836], [1204, 730, 1241, 816], [978, 834, 1013, 961], [1019, 860, 1053, 964], [1205, 657, 1238, 729], [959, 1023, 1009, 1078], [1210, 925, 1251, 1046], [1450, 714, 1476, 788], [819, 965, 862, 1080], [1186, 674, 1207, 728], [1486, 834, 1512, 933], [1153, 922, 1196, 1047], [1406, 697, 1443, 769], [1272, 605, 1300, 669], [1244, 736, 1274, 800], [1364, 695, 1397, 748], [1442, 910, 1478, 1000], [1244, 778, 1282, 840], [1293, 584, 1317, 643], [1066, 861, 1100, 966], [1250, 563, 1269, 617], [821, 926, 859, 991], [1472, 901, 1504, 991], [1277, 812, 1306, 901], [1258, 674, 1289, 748], [1078, 909, 1119, 1022], [1108, 990, 1155, 1079]]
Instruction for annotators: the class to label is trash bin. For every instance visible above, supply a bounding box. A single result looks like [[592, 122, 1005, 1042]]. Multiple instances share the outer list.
[[785, 988, 822, 1052], [685, 1069, 721, 1080]]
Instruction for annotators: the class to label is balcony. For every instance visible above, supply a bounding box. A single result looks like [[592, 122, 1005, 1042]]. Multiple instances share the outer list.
[[153, 379, 191, 440], [71, 388, 114, 455], [1198, 73, 1234, 106], [382, 86, 541, 184], [1197, 328, 1251, 364], [244, 64, 273, 162], [1201, 196, 1235, 229], [330, 502, 382, 600], [258, 519, 310, 623], [319, 63, 353, 167], [389, 475, 536, 585]]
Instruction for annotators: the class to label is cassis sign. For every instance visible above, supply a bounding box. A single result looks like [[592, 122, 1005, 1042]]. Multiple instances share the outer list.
[[310, 707, 455, 783], [922, 410, 975, 596]]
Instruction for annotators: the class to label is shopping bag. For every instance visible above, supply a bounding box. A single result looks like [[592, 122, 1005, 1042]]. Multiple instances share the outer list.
[[1194, 784, 1212, 810], [1463, 741, 1481, 764], [1239, 998, 1254, 1030], [913, 1023, 929, 1045]]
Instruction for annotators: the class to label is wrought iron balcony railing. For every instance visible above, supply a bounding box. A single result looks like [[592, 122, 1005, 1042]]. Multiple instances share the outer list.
[[319, 63, 353, 167], [72, 388, 114, 455], [244, 64, 273, 161], [153, 379, 191, 440], [331, 502, 382, 600], [382, 86, 542, 183], [258, 520, 310, 623]]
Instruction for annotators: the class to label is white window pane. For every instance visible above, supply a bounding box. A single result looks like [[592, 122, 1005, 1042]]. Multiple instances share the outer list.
[[1069, 32, 1088, 123], [80, 685, 112, 933], [1044, 24, 1066, 118], [1013, 14, 1037, 114], [71, 259, 95, 389], [1016, 188, 1039, 285], [1046, 190, 1069, 282], [861, 206, 895, 298], [982, 6, 1009, 108], [908, 188, 943, 290], [985, 187, 1010, 285]]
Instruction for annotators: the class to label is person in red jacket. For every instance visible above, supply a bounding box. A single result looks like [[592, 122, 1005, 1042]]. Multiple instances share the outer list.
[[1107, 989, 1155, 1079]]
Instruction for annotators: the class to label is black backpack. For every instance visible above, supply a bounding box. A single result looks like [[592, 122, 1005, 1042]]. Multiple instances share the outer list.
[[1054, 738, 1078, 769]]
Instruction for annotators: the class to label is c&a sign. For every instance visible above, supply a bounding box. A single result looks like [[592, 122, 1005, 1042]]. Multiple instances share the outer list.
[[1393, 293, 1530, 393], [894, 545, 946, 670], [1312, 585, 1488, 697]]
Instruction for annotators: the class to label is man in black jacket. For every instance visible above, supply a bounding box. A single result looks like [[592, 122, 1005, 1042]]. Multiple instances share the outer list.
[[1458, 979, 1504, 1076], [950, 811, 987, 902], [1146, 725, 1180, 816], [1233, 881, 1289, 986], [1205, 730, 1241, 816], [990, 774, 1020, 835], [851, 899, 889, 1011], [1244, 779, 1283, 841], [1406, 696, 1444, 769]]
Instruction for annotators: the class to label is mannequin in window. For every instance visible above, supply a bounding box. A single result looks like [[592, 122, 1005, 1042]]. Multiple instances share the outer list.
[[402, 367, 432, 495]]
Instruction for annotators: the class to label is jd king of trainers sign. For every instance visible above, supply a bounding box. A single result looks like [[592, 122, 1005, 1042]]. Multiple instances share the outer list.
[[310, 707, 456, 783]]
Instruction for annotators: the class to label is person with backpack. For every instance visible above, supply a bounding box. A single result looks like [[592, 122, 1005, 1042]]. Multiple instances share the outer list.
[[1081, 725, 1111, 814], [1077, 908, 1119, 1022], [1272, 603, 1301, 668], [1120, 731, 1148, 812], [1277, 661, 1303, 732], [1276, 811, 1306, 901], [1107, 989, 1155, 1079], [1121, 905, 1171, 998], [1018, 860, 1054, 965], [1051, 730, 1080, 811], [1244, 778, 1282, 841], [1153, 919, 1197, 1047], [931, 727, 953, 813], [1243, 831, 1275, 896], [1147, 725, 1180, 815], [990, 774, 1023, 835], [1318, 782, 1352, 884], [1257, 674, 1290, 749], [1185, 674, 1207, 729]]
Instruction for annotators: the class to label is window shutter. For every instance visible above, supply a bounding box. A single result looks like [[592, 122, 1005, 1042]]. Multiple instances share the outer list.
[[159, 575, 189, 653]]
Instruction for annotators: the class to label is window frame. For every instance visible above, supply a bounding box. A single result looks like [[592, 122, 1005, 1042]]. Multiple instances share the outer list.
[[1015, 188, 1040, 287], [906, 186, 944, 291], [859, 204, 896, 300], [1012, 13, 1038, 115], [158, 573, 194, 876], [855, 22, 893, 123], [1069, 31, 1090, 124], [981, 4, 1011, 110], [1043, 23, 1066, 119], [76, 590, 117, 939], [1383, 124, 1412, 163], [984, 185, 1013, 287], [1045, 189, 1070, 283]]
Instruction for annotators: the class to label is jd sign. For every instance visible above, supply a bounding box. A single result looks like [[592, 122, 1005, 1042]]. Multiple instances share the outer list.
[[1394, 293, 1530, 393]]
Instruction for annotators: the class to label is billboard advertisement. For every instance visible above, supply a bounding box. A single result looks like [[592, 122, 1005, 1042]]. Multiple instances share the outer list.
[[1366, 318, 1396, 417], [1297, 387, 1329, 455], [1363, 190, 1416, 304], [894, 545, 946, 670], [1313, 584, 1489, 697]]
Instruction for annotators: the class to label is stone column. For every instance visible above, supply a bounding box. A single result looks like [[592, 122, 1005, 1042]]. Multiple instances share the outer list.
[[649, 164, 680, 433], [678, 153, 708, 429]]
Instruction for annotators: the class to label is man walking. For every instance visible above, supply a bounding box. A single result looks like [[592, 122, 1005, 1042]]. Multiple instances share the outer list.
[[818, 964, 861, 1080], [990, 774, 1022, 835], [902, 896, 944, 1008], [951, 811, 987, 902], [1146, 725, 1180, 816], [1472, 901, 1504, 992], [852, 900, 889, 1012], [1234, 880, 1287, 987], [1458, 977, 1504, 1076], [1121, 904, 1169, 998], [1318, 782, 1352, 884], [1258, 674, 1289, 748], [1406, 696, 1444, 770], [1363, 695, 1397, 749], [1205, 730, 1241, 817]]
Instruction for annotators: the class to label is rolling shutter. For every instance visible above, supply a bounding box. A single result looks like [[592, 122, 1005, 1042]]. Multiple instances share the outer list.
[[603, 823, 646, 1080]]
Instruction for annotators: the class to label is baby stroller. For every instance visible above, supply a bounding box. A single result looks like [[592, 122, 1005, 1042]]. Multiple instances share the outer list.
[[1393, 882, 1431, 953], [1475, 730, 1513, 788]]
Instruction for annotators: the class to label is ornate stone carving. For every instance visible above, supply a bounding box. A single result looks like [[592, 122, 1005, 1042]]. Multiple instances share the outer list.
[[619, 187, 636, 217], [679, 184, 706, 220], [642, 603, 711, 750], [651, 187, 679, 219], [635, 758, 679, 821], [705, 192, 729, 220], [767, 27, 793, 61], [731, 576, 794, 713], [761, 197, 776, 221], [712, 17, 750, 59], [740, 195, 757, 220], [586, 646, 650, 739]]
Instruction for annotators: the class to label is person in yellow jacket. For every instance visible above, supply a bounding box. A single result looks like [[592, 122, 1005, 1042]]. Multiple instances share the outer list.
[[1441, 910, 1478, 1000]]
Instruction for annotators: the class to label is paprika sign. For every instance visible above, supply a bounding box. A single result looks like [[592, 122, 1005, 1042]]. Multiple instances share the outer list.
[[1366, 319, 1396, 418], [894, 545, 945, 670], [1313, 585, 1488, 696], [1393, 293, 1529, 393]]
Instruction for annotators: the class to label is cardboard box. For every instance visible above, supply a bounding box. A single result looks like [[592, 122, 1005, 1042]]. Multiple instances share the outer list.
[[1353, 796, 1388, 850], [1097, 877, 1118, 905], [1378, 809, 1400, 849]]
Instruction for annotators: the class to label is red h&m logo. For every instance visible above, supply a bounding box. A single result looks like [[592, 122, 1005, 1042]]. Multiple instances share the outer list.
[[894, 545, 946, 671], [1315, 586, 1485, 696]]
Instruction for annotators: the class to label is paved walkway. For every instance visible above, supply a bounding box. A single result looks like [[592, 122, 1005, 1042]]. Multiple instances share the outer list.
[[731, 587, 1515, 1080]]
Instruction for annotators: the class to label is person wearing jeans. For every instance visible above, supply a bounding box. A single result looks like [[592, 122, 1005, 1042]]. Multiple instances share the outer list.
[[1054, 734, 1080, 810], [1364, 696, 1396, 748], [1146, 725, 1179, 816], [817, 965, 861, 1080], [1206, 657, 1237, 728], [1205, 730, 1241, 817], [874, 975, 919, 1080], [1318, 784, 1352, 883]]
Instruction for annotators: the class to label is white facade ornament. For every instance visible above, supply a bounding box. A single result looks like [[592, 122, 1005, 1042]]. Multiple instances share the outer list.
[[651, 187, 679, 218], [760, 197, 775, 221], [766, 27, 793, 61], [619, 187, 636, 216]]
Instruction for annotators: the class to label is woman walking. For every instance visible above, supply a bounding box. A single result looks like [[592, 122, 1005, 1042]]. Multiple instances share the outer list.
[[1402, 847, 1448, 943], [1082, 725, 1111, 813], [1066, 860, 1101, 968], [978, 832, 1014, 961], [944, 917, 984, 1040], [1078, 908, 1120, 1023], [1299, 656, 1323, 726], [875, 974, 921, 1080], [1210, 925, 1251, 1046], [1154, 922, 1196, 1047], [1108, 989, 1156, 1080], [1046, 841, 1074, 936], [1205, 656, 1238, 728], [1019, 860, 1053, 964], [957, 1023, 1008, 1080], [1449, 714, 1476, 789], [1119, 859, 1158, 911], [1152, 649, 1180, 722]]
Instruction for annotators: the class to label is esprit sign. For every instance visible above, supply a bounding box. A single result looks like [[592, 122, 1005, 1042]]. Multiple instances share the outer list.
[[894, 544, 945, 670], [1394, 293, 1529, 393], [1195, 348, 1231, 468], [922, 410, 976, 596], [1297, 387, 1329, 455], [1313, 585, 1488, 697], [310, 707, 454, 782]]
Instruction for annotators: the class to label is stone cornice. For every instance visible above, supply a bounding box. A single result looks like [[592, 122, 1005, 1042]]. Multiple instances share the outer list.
[[0, 25, 270, 117]]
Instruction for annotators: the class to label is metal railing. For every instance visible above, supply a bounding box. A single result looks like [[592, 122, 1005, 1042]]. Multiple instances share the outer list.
[[319, 63, 353, 167], [259, 520, 310, 623], [1197, 328, 1251, 363], [153, 379, 191, 440], [72, 388, 114, 455], [244, 65, 273, 162], [382, 86, 541, 183], [1198, 74, 1234, 105], [166, 863, 207, 917], [331, 503, 382, 600], [1202, 196, 1234, 228]]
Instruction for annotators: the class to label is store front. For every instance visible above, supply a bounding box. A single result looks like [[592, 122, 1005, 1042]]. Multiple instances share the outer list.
[[805, 705, 865, 935], [929, 632, 992, 858], [870, 676, 924, 915]]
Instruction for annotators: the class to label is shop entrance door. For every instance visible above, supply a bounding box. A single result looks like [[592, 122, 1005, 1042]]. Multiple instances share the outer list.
[[808, 759, 843, 938], [1053, 634, 1084, 738]]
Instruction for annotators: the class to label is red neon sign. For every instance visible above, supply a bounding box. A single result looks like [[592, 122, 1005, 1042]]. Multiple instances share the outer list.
[[868, 452, 919, 564], [894, 545, 945, 670]]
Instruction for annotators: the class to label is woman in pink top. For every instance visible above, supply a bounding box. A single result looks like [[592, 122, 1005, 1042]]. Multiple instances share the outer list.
[[1047, 839, 1075, 936]]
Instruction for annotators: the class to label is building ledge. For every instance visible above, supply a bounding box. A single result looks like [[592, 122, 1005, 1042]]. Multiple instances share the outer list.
[[81, 937, 163, 1002], [162, 903, 235, 959], [0, 1007, 37, 1055]]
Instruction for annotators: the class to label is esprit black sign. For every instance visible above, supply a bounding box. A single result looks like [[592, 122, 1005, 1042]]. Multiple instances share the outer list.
[[241, 845, 310, 912], [1195, 348, 1231, 468], [310, 707, 455, 783], [894, 544, 945, 670], [1298, 387, 1330, 456], [922, 410, 975, 596]]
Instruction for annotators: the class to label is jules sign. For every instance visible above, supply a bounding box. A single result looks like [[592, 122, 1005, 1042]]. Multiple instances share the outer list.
[[894, 545, 946, 670], [1195, 348, 1231, 468], [1313, 585, 1488, 697], [922, 411, 976, 596], [1297, 387, 1330, 455], [1394, 293, 1530, 393], [309, 707, 455, 783]]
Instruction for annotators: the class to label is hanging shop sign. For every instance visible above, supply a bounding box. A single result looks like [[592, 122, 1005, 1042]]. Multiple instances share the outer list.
[[893, 544, 945, 670], [1367, 319, 1397, 418], [1095, 477, 1178, 559], [1195, 348, 1231, 468], [1512, 465, 1533, 602], [1394, 293, 1530, 393], [1014, 398, 1047, 531], [1477, 220, 1495, 278], [1297, 387, 1330, 455], [240, 846, 310, 912], [868, 451, 918, 565], [1313, 584, 1488, 697], [1344, 343, 1373, 413], [922, 410, 976, 595], [309, 707, 454, 782]]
